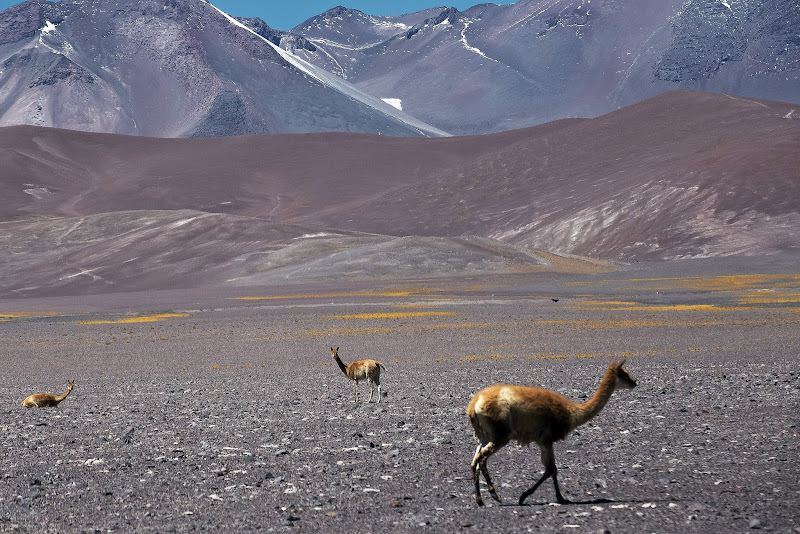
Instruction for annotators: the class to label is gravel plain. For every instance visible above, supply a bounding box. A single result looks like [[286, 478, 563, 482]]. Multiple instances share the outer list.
[[1, 260, 799, 533]]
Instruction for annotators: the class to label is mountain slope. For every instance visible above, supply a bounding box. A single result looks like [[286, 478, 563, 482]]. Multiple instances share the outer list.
[[0, 123, 522, 221], [302, 91, 800, 259], [0, 0, 446, 137], [291, 0, 800, 135], [0, 210, 313, 296], [2, 91, 798, 263]]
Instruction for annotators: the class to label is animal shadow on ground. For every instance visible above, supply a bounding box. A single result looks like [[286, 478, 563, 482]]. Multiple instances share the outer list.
[[509, 496, 678, 507]]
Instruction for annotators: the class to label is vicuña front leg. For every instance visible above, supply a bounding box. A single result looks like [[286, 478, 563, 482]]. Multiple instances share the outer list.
[[519, 443, 569, 504]]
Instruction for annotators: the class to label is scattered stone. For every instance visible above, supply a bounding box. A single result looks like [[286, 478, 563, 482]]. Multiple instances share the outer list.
[[4, 293, 799, 532], [120, 426, 134, 444]]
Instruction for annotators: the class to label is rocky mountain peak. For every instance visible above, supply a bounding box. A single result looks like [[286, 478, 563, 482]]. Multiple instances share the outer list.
[[405, 6, 459, 38], [0, 0, 75, 45], [0, 0, 446, 137]]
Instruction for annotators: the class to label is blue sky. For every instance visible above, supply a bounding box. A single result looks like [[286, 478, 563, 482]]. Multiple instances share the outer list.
[[0, 1, 509, 31], [218, 1, 504, 30]]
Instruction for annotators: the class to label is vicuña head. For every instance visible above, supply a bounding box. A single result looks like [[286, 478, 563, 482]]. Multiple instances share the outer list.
[[21, 380, 75, 408], [467, 359, 636, 506], [331, 346, 385, 403]]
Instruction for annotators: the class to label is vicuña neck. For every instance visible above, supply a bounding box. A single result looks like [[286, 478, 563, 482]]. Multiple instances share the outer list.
[[572, 365, 618, 429], [55, 386, 72, 403], [333, 354, 349, 376]]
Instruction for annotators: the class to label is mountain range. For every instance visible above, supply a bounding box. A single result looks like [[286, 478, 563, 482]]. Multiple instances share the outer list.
[[288, 0, 800, 135], [1, 90, 798, 296], [1, 0, 798, 136], [0, 0, 445, 137]]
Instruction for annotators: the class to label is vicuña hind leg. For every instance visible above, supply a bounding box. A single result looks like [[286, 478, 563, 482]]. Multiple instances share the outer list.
[[471, 444, 490, 505], [480, 459, 501, 503], [471, 441, 503, 505]]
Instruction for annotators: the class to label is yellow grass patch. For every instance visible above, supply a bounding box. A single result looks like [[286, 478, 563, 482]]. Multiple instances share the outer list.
[[564, 280, 609, 287], [233, 287, 438, 300], [580, 300, 639, 306], [77, 313, 190, 325], [572, 298, 767, 312], [326, 311, 458, 320], [580, 304, 755, 312], [565, 274, 800, 296], [737, 291, 800, 305], [620, 274, 800, 292], [532, 317, 707, 329], [391, 303, 448, 308]]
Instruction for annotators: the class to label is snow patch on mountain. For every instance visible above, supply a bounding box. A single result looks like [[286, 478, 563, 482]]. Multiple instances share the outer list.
[[40, 19, 56, 35], [37, 18, 74, 57], [381, 98, 402, 110], [460, 20, 489, 59]]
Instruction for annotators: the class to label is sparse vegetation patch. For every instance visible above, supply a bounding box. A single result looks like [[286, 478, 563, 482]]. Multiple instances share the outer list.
[[326, 311, 458, 320], [77, 313, 191, 325]]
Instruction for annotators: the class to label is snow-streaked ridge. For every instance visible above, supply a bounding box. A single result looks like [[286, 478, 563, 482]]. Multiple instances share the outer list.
[[204, 0, 450, 137]]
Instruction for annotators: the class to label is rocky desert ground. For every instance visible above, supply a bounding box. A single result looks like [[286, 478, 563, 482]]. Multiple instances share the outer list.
[[1, 256, 799, 533]]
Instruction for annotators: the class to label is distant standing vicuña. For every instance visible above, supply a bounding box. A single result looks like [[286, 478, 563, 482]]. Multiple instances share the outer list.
[[21, 381, 75, 408], [467, 360, 637, 506], [331, 347, 385, 403]]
